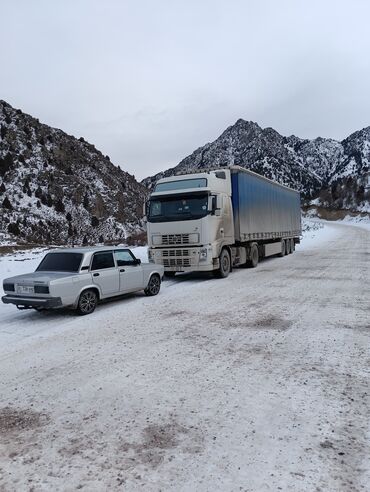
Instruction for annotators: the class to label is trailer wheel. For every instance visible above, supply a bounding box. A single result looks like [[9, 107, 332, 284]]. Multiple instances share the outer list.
[[247, 243, 259, 268], [216, 249, 231, 278], [285, 239, 291, 255], [290, 238, 295, 253], [279, 239, 286, 257]]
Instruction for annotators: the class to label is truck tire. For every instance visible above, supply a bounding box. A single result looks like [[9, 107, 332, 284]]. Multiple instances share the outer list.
[[77, 289, 98, 315], [247, 243, 259, 268], [279, 239, 286, 257], [145, 274, 161, 296], [290, 238, 295, 253], [216, 249, 231, 278]]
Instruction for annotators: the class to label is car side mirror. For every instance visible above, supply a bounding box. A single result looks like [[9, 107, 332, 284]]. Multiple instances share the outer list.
[[135, 258, 141, 265]]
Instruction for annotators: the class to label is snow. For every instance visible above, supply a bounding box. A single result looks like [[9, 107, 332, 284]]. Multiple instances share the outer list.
[[0, 226, 369, 490], [337, 215, 370, 232], [297, 219, 342, 251]]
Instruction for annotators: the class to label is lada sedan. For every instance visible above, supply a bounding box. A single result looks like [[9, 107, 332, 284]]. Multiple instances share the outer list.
[[2, 247, 164, 315]]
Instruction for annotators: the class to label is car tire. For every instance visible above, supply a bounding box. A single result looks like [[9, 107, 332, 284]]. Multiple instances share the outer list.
[[77, 289, 98, 315], [145, 274, 161, 296]]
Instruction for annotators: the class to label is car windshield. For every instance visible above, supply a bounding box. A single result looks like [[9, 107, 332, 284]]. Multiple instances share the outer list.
[[148, 193, 209, 223], [36, 252, 83, 272]]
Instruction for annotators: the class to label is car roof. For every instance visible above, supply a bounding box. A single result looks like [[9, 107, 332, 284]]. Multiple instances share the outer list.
[[47, 246, 132, 254]]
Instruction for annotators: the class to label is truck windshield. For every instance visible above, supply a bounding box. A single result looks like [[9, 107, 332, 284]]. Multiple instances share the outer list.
[[36, 253, 83, 272], [148, 194, 209, 222]]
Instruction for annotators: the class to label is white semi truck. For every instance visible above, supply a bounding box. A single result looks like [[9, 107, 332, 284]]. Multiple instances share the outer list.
[[146, 166, 301, 277]]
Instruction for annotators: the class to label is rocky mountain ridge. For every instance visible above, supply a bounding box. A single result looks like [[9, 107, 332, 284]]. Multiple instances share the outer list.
[[143, 120, 370, 214], [0, 100, 148, 245]]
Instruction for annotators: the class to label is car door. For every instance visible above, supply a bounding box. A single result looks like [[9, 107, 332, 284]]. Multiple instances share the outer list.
[[90, 251, 119, 297], [114, 250, 143, 293]]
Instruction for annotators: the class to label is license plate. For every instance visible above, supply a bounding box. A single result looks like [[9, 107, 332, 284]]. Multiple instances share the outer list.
[[17, 285, 34, 294]]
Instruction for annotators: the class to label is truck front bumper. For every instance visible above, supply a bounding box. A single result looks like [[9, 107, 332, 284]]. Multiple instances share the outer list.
[[149, 246, 215, 272], [2, 295, 63, 309]]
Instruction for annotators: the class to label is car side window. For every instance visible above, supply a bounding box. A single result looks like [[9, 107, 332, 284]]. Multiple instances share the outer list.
[[91, 251, 115, 270], [114, 250, 136, 266]]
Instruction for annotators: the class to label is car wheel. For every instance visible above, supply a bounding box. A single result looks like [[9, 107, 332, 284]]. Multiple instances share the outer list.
[[145, 274, 161, 296], [77, 289, 98, 315]]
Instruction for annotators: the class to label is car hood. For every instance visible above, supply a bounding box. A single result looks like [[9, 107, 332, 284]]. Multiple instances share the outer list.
[[3, 272, 76, 284]]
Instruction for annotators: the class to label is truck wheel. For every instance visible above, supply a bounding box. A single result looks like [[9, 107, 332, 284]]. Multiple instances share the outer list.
[[77, 289, 98, 315], [290, 238, 295, 253], [164, 272, 176, 278], [145, 274, 161, 296], [279, 239, 286, 257], [216, 249, 231, 278], [247, 243, 259, 268]]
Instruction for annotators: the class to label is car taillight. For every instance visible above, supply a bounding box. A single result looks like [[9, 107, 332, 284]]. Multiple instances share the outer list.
[[3, 283, 15, 292], [34, 285, 50, 294]]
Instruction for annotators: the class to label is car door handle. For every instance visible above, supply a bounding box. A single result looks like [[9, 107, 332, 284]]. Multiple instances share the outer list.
[[93, 272, 100, 277], [120, 269, 125, 273]]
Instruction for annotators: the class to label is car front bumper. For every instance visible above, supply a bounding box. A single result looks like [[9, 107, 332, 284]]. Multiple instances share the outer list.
[[2, 295, 63, 309]]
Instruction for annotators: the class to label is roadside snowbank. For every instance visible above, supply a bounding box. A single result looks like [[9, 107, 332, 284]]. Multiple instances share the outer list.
[[338, 215, 370, 232], [297, 219, 341, 251]]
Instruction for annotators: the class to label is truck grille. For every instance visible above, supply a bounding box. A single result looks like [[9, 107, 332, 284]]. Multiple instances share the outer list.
[[161, 234, 190, 245], [162, 249, 190, 257], [163, 258, 192, 267]]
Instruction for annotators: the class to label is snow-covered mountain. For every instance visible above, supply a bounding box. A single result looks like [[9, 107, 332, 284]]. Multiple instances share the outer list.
[[0, 100, 148, 245], [143, 120, 370, 213]]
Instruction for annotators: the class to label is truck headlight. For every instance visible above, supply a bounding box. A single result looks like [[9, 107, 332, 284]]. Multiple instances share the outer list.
[[148, 249, 155, 263], [199, 248, 208, 260], [152, 235, 161, 245]]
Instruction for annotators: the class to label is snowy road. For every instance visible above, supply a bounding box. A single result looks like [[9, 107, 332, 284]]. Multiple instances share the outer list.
[[0, 223, 369, 491]]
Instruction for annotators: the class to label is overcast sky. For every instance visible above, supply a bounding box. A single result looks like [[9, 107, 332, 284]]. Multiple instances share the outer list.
[[1, 0, 370, 180]]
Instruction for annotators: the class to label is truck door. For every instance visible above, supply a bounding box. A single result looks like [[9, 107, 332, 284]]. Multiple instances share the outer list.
[[114, 250, 143, 293], [90, 251, 119, 296]]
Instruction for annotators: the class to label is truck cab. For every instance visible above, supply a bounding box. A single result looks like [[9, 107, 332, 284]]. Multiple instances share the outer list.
[[146, 169, 234, 274]]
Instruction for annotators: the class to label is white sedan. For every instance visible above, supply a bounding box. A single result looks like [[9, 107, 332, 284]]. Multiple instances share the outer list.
[[2, 247, 164, 315]]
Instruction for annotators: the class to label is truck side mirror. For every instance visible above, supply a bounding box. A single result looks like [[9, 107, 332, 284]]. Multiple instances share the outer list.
[[212, 195, 222, 217], [209, 196, 217, 213], [209, 195, 222, 215]]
